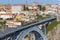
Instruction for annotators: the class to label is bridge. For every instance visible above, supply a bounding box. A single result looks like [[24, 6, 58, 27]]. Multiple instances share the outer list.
[[0, 17, 56, 40]]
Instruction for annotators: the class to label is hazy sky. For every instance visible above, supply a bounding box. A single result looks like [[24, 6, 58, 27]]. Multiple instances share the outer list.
[[0, 0, 60, 4]]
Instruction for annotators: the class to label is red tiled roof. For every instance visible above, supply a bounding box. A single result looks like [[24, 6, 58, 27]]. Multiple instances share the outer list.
[[29, 10, 37, 12], [0, 14, 12, 16], [13, 4, 24, 6]]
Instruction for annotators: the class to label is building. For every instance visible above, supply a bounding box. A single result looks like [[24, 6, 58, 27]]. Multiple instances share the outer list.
[[6, 20, 21, 27], [32, 2, 38, 6], [0, 14, 13, 19], [19, 10, 29, 16], [28, 5, 38, 10], [0, 4, 12, 19], [12, 4, 24, 14], [0, 4, 11, 13], [29, 10, 37, 16]]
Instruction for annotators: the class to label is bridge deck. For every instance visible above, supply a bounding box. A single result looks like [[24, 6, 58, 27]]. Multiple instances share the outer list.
[[0, 17, 56, 38]]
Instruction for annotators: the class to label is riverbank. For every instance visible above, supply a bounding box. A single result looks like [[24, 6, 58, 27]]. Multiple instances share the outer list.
[[47, 24, 60, 40], [46, 20, 60, 34]]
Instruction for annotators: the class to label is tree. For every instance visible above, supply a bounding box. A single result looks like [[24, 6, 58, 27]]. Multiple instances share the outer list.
[[41, 7, 46, 12], [0, 18, 3, 20], [38, 5, 42, 11], [23, 5, 29, 10], [38, 5, 46, 11], [36, 13, 40, 20], [24, 5, 26, 10]]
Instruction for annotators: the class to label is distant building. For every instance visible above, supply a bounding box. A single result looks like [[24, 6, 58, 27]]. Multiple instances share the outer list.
[[32, 2, 38, 6], [0, 4, 11, 14], [29, 10, 37, 16], [19, 10, 29, 16], [12, 4, 24, 14], [6, 20, 21, 27], [0, 14, 13, 20], [28, 5, 38, 10], [0, 4, 12, 19]]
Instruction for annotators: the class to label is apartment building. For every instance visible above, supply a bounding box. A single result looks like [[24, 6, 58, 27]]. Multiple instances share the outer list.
[[0, 4, 12, 19], [12, 4, 24, 14]]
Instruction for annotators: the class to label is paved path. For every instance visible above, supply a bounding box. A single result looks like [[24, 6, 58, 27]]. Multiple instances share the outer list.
[[47, 24, 60, 40]]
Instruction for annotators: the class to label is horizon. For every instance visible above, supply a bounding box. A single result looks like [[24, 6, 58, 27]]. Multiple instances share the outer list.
[[0, 0, 60, 5]]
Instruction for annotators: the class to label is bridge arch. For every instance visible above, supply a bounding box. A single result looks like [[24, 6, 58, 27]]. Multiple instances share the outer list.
[[16, 27, 47, 40]]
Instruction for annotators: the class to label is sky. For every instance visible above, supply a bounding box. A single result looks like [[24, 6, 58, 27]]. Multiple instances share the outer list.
[[0, 0, 60, 5]]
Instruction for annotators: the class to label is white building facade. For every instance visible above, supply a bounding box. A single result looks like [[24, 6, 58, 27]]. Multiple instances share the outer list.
[[12, 4, 24, 14]]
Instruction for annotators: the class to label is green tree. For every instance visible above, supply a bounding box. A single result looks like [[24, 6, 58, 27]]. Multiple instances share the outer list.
[[41, 7, 46, 12], [24, 5, 26, 10], [37, 5, 42, 11], [0, 18, 3, 20], [0, 21, 6, 29], [23, 5, 29, 10]]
